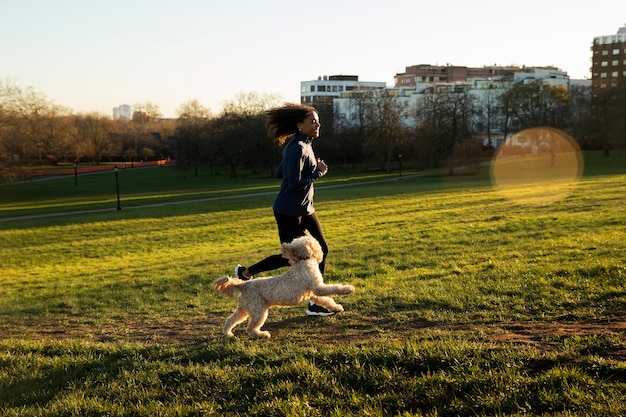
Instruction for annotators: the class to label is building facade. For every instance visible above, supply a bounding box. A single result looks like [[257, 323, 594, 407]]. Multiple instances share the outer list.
[[395, 64, 567, 89], [591, 24, 626, 99], [395, 64, 509, 88], [300, 75, 386, 106], [113, 104, 131, 120], [332, 65, 573, 148]]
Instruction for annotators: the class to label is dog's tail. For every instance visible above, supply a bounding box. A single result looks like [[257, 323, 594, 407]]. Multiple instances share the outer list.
[[212, 276, 243, 298]]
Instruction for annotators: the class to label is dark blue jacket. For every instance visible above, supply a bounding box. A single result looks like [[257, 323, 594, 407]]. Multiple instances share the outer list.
[[273, 132, 323, 216]]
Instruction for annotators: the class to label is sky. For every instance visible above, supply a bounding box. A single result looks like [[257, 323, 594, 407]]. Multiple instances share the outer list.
[[2, 0, 625, 118]]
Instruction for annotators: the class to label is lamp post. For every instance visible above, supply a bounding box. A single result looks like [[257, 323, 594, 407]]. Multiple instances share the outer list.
[[114, 165, 122, 210], [398, 153, 403, 178], [73, 161, 78, 185]]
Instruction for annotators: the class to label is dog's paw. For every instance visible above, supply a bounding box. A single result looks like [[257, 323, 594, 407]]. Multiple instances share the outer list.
[[224, 331, 236, 338], [341, 285, 355, 294], [332, 304, 345, 313], [249, 330, 271, 339]]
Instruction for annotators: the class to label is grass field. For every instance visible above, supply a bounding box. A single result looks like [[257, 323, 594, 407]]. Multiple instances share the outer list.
[[0, 152, 625, 416]]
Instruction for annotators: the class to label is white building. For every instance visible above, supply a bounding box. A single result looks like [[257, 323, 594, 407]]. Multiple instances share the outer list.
[[113, 104, 131, 120], [301, 75, 386, 105], [512, 68, 570, 89], [332, 66, 573, 148]]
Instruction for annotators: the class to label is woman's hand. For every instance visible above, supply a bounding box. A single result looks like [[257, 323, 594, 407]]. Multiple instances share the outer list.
[[317, 158, 328, 176]]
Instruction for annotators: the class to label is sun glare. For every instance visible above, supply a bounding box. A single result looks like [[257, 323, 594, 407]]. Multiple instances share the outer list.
[[491, 127, 584, 206]]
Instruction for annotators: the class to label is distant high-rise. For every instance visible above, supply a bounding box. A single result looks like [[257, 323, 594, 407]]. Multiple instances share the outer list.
[[113, 104, 131, 120], [591, 24, 626, 99]]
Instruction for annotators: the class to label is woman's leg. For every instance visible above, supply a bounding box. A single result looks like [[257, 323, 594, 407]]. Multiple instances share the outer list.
[[246, 254, 287, 276], [245, 212, 303, 277], [300, 212, 328, 274]]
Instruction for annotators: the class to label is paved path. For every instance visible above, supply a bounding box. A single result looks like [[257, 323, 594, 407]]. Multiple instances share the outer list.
[[0, 174, 418, 223]]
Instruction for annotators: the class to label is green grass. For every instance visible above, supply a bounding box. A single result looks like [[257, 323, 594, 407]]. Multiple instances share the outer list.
[[0, 151, 625, 416]]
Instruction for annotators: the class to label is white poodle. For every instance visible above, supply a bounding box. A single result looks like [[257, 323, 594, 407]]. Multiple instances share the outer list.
[[213, 233, 355, 338]]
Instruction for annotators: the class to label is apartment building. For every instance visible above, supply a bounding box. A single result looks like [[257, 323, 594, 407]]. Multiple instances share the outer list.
[[394, 64, 509, 87], [300, 75, 386, 106], [591, 24, 626, 98]]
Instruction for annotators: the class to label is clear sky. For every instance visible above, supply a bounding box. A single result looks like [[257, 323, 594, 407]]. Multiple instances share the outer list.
[[2, 0, 625, 118]]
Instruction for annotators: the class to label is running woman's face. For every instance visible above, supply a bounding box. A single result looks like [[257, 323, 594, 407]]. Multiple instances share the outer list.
[[297, 112, 321, 138]]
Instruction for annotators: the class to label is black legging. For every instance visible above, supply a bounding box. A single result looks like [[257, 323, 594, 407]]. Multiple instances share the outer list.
[[247, 211, 329, 275]]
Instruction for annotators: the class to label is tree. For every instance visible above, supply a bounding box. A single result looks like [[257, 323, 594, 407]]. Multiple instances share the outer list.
[[474, 87, 502, 148], [333, 90, 376, 170], [365, 92, 409, 173], [175, 100, 212, 177], [127, 102, 164, 164], [591, 80, 626, 155], [215, 92, 281, 178], [567, 83, 594, 150], [412, 88, 478, 175], [500, 81, 569, 132], [222, 91, 281, 117], [72, 113, 115, 164], [0, 80, 79, 168]]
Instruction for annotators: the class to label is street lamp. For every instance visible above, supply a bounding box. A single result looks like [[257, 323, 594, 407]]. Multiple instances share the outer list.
[[114, 165, 122, 210], [73, 161, 78, 185], [398, 153, 403, 178]]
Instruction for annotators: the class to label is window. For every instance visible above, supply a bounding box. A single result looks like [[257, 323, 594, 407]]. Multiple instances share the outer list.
[[602, 50, 609, 56], [601, 61, 608, 67], [612, 60, 619, 66], [318, 85, 326, 92], [613, 49, 620, 55], [611, 71, 618, 77], [601, 72, 607, 78]]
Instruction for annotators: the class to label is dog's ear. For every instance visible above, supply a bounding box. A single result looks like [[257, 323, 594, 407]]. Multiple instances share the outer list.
[[308, 239, 324, 264], [281, 242, 297, 263]]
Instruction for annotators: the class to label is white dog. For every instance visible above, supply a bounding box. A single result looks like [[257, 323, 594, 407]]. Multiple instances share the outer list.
[[213, 233, 355, 338]]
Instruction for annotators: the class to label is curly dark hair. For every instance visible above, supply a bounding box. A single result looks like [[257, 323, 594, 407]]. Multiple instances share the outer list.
[[266, 103, 318, 146]]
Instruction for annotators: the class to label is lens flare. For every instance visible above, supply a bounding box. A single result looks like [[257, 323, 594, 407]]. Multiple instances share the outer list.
[[491, 127, 583, 206]]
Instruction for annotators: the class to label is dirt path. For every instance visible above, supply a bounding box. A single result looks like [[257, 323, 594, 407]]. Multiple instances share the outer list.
[[2, 312, 625, 359]]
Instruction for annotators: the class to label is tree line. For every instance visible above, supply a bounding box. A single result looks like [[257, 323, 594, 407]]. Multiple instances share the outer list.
[[1, 79, 624, 179]]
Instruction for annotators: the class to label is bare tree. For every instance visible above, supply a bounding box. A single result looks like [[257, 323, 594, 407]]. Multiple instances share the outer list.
[[216, 92, 281, 177], [73, 113, 115, 164], [413, 88, 478, 175], [474, 87, 502, 148], [334, 91, 376, 169], [366, 92, 409, 173], [567, 83, 594, 149], [222, 91, 281, 117], [500, 81, 569, 132], [175, 99, 212, 177], [591, 80, 626, 155]]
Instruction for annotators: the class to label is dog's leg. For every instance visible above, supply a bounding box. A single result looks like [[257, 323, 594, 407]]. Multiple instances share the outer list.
[[223, 307, 248, 337], [310, 295, 345, 313], [246, 307, 271, 339], [312, 283, 355, 297]]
